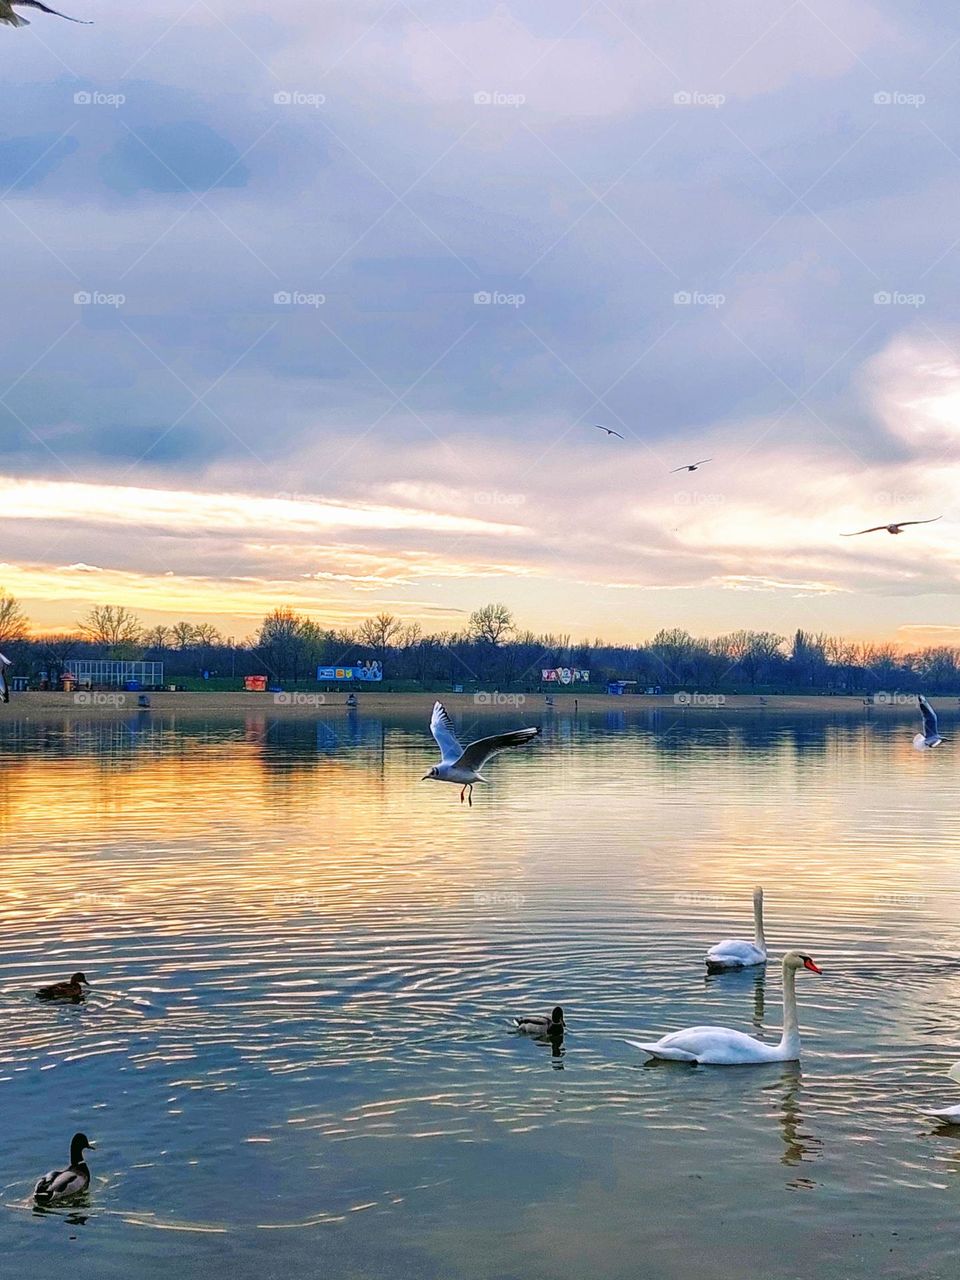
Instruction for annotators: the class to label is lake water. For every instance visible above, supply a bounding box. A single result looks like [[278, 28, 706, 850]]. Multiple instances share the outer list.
[[2, 703, 960, 1279]]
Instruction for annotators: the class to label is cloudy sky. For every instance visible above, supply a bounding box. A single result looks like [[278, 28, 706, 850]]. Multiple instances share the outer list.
[[3, 0, 960, 644]]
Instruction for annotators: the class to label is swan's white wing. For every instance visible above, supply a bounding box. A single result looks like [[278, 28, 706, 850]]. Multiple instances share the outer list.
[[705, 939, 765, 967], [429, 701, 462, 765], [927, 1104, 960, 1123], [630, 1025, 780, 1065], [624, 1038, 697, 1062], [457, 727, 539, 773]]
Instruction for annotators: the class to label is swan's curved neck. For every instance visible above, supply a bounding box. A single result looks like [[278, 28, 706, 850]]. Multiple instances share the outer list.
[[753, 890, 766, 949], [777, 962, 801, 1057]]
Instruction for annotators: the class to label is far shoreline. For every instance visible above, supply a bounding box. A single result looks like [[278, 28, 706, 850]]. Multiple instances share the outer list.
[[0, 690, 941, 718]]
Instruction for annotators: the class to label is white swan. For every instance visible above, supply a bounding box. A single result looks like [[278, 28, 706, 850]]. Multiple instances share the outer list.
[[705, 885, 767, 971], [926, 1062, 960, 1123], [626, 950, 822, 1064]]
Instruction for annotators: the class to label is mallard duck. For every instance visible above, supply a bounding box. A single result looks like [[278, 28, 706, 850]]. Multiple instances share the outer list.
[[0, 0, 90, 25], [34, 1132, 96, 1203], [514, 1005, 564, 1035], [36, 971, 90, 1002]]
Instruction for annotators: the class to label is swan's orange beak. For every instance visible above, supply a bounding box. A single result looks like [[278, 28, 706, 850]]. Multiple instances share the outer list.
[[802, 957, 822, 974]]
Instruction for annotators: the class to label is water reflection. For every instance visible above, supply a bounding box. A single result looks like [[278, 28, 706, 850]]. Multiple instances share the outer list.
[[0, 705, 958, 1280], [773, 1065, 824, 1185], [705, 965, 767, 1030]]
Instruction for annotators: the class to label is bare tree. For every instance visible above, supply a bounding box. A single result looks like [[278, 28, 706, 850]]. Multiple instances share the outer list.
[[468, 603, 515, 646], [171, 621, 197, 650], [145, 624, 171, 651], [0, 590, 28, 645], [358, 613, 403, 656], [78, 605, 143, 652]]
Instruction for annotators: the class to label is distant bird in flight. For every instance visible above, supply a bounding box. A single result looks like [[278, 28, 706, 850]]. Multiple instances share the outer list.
[[841, 517, 942, 537], [593, 425, 624, 440], [422, 700, 539, 806], [914, 695, 943, 751], [0, 0, 90, 24], [671, 458, 712, 473]]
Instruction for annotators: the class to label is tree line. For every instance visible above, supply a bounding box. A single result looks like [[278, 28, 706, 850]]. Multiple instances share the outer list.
[[0, 591, 957, 693]]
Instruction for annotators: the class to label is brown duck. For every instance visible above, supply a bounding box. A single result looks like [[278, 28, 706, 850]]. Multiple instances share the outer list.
[[36, 972, 90, 1002]]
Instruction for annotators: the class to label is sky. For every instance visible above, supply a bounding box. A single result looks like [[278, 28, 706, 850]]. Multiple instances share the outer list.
[[2, 0, 960, 646]]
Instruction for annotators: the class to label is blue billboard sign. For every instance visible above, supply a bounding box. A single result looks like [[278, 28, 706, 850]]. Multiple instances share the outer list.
[[316, 662, 383, 682]]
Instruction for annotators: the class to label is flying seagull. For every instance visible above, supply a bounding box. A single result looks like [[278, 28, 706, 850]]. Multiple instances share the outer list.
[[594, 425, 624, 440], [422, 700, 539, 805], [0, 652, 10, 704], [841, 517, 942, 537], [914, 695, 943, 751], [0, 0, 90, 24], [671, 458, 712, 473]]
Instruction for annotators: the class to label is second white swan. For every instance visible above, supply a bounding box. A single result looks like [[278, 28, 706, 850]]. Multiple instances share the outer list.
[[705, 885, 767, 971]]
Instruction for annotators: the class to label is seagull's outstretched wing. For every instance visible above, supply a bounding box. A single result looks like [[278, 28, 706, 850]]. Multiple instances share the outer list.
[[841, 524, 888, 536], [429, 700, 462, 764], [919, 695, 939, 738], [16, 0, 92, 20], [594, 425, 624, 439], [457, 726, 540, 772], [900, 516, 942, 528]]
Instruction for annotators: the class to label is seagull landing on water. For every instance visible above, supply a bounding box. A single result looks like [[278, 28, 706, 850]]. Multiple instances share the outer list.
[[671, 458, 712, 473], [422, 700, 540, 805], [0, 652, 10, 705], [594, 425, 624, 440], [0, 0, 91, 25], [841, 517, 942, 537], [915, 695, 944, 751]]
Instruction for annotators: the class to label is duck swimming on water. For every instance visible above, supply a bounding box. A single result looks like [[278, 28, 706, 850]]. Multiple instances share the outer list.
[[34, 1132, 96, 1203], [36, 972, 90, 1002], [514, 1006, 564, 1035]]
